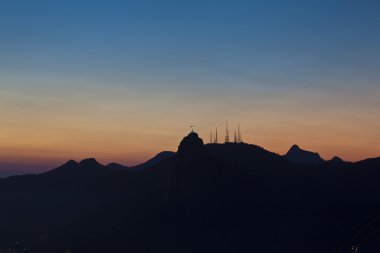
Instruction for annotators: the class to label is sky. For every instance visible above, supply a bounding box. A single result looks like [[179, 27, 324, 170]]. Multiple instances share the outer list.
[[0, 0, 380, 177]]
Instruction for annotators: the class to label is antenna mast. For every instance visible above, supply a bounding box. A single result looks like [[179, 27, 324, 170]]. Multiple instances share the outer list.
[[238, 123, 242, 143], [225, 121, 230, 143]]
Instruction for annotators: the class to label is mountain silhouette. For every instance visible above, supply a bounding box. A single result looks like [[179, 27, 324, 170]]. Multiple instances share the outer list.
[[107, 151, 175, 171], [133, 151, 175, 170], [329, 156, 345, 163], [106, 162, 128, 170], [177, 132, 205, 156], [0, 133, 380, 253], [284, 144, 325, 165]]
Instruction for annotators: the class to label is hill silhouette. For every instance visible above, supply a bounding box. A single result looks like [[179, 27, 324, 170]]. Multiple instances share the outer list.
[[106, 151, 175, 171], [284, 144, 325, 165], [0, 132, 380, 252]]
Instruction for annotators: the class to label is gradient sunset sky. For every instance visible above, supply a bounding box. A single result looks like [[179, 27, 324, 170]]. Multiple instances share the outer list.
[[1, 0, 380, 176]]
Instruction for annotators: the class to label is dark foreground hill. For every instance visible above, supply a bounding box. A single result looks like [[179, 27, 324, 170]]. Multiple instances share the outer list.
[[0, 132, 380, 253]]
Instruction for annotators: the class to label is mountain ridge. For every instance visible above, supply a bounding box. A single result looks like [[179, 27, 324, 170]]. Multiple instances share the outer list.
[[1, 133, 380, 252], [284, 144, 325, 165]]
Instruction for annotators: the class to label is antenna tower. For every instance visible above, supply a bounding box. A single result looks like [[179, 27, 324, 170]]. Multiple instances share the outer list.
[[237, 123, 242, 143], [225, 121, 230, 143]]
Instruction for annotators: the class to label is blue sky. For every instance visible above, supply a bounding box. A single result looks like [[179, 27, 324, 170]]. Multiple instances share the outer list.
[[2, 0, 379, 87]]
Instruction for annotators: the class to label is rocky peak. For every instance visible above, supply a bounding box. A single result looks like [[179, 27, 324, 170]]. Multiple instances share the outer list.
[[177, 132, 205, 156], [285, 144, 325, 165]]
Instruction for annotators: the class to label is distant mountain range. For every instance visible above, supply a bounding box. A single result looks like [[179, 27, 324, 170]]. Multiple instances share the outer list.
[[284, 144, 325, 164], [107, 151, 175, 171], [0, 133, 379, 253], [283, 144, 347, 165]]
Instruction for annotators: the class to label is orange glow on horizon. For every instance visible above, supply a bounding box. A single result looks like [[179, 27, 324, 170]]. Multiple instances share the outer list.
[[0, 123, 378, 174], [0, 84, 379, 173]]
